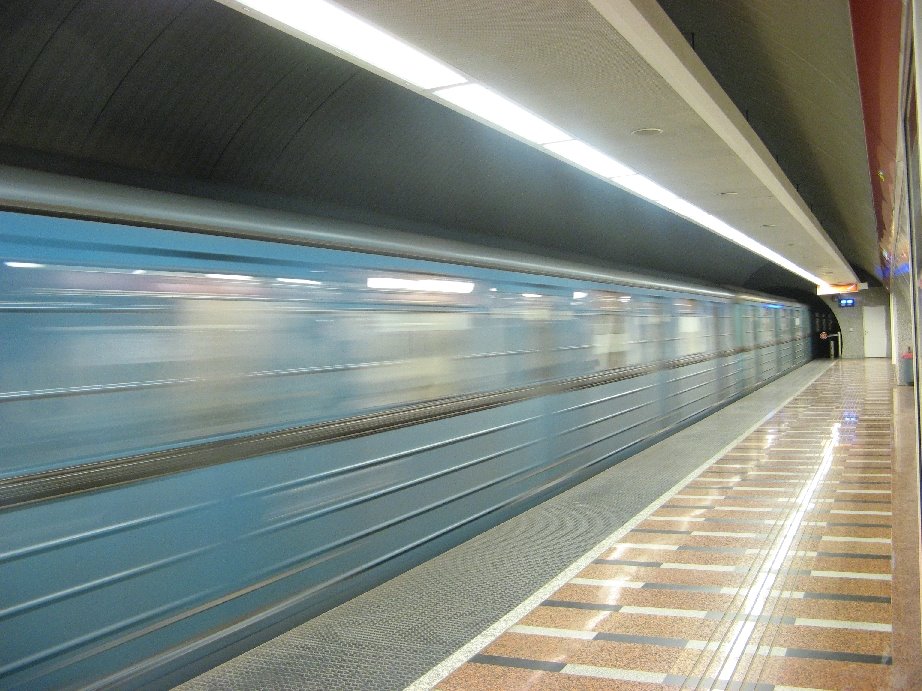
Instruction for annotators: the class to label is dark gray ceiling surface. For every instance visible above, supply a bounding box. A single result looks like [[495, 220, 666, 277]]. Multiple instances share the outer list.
[[657, 0, 878, 283], [0, 0, 826, 295]]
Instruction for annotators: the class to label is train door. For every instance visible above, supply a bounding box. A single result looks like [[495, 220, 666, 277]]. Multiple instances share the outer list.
[[771, 307, 782, 376], [631, 295, 668, 432], [715, 300, 737, 400], [742, 304, 758, 388], [754, 306, 773, 381]]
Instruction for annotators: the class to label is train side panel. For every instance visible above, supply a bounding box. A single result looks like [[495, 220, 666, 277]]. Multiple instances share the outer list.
[[0, 212, 814, 687]]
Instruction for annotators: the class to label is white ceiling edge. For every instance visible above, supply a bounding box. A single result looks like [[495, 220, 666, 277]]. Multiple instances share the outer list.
[[589, 0, 857, 285], [219, 0, 856, 287]]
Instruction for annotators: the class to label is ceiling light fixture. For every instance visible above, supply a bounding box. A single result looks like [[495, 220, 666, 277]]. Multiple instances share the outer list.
[[614, 174, 678, 203], [223, 0, 834, 290], [544, 140, 635, 178], [433, 83, 569, 145], [232, 0, 466, 89]]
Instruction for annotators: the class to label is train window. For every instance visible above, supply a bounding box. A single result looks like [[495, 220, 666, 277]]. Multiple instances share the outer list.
[[742, 306, 757, 348], [674, 299, 710, 357], [783, 308, 794, 340], [630, 296, 664, 365], [581, 291, 632, 370], [715, 302, 734, 351], [758, 308, 776, 345]]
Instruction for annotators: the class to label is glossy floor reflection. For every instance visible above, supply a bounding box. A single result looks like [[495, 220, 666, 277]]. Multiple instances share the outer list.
[[436, 360, 920, 690]]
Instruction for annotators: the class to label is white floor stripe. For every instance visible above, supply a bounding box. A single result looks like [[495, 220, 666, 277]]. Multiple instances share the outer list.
[[508, 624, 595, 640], [562, 664, 667, 683], [835, 489, 890, 494], [570, 578, 645, 588], [748, 471, 811, 476], [820, 536, 890, 544], [615, 543, 679, 551], [692, 531, 763, 537], [830, 510, 891, 516], [794, 618, 892, 632], [731, 487, 788, 492], [619, 605, 709, 618], [685, 639, 721, 651], [810, 570, 891, 581], [661, 562, 739, 572], [404, 362, 834, 691]]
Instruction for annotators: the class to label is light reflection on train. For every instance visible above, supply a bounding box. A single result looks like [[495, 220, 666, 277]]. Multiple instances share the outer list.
[[0, 251, 810, 480], [0, 208, 813, 688]]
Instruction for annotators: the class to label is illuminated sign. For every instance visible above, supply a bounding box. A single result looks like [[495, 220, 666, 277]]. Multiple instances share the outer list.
[[817, 282, 867, 295]]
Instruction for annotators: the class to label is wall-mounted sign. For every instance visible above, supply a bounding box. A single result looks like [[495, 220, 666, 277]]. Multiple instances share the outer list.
[[817, 282, 868, 295]]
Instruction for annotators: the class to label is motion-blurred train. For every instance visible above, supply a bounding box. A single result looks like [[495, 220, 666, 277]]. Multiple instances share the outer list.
[[0, 172, 813, 688]]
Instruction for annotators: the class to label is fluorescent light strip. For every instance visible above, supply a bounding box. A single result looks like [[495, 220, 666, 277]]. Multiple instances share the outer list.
[[229, 0, 831, 288], [613, 174, 678, 203], [545, 140, 635, 178], [433, 83, 570, 145], [235, 0, 465, 89]]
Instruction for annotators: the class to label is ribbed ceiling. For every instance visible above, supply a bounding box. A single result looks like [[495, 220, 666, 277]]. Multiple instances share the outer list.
[[657, 0, 878, 282], [0, 0, 872, 296]]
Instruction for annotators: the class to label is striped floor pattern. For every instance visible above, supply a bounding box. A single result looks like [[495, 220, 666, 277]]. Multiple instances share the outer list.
[[432, 361, 919, 690]]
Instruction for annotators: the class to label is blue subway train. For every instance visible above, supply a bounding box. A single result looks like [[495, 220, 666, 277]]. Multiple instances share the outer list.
[[0, 176, 812, 688]]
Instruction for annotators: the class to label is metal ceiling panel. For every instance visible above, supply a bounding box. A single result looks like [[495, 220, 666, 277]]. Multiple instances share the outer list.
[[323, 0, 861, 284], [0, 0, 861, 296], [657, 0, 878, 281]]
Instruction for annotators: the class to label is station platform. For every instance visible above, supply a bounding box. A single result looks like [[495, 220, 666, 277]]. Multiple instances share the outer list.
[[176, 359, 920, 690]]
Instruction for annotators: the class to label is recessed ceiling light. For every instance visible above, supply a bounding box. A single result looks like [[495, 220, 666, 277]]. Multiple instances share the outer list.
[[718, 191, 739, 196], [631, 127, 664, 136], [761, 223, 777, 228]]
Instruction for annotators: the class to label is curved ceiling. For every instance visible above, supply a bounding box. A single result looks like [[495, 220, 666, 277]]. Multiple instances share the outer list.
[[0, 0, 879, 298], [656, 0, 879, 283]]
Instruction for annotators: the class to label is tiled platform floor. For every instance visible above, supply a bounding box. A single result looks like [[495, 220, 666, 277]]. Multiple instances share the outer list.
[[178, 361, 919, 690], [426, 360, 921, 690]]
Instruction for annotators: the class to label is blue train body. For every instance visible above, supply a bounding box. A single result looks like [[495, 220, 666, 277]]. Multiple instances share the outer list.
[[0, 208, 811, 688]]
